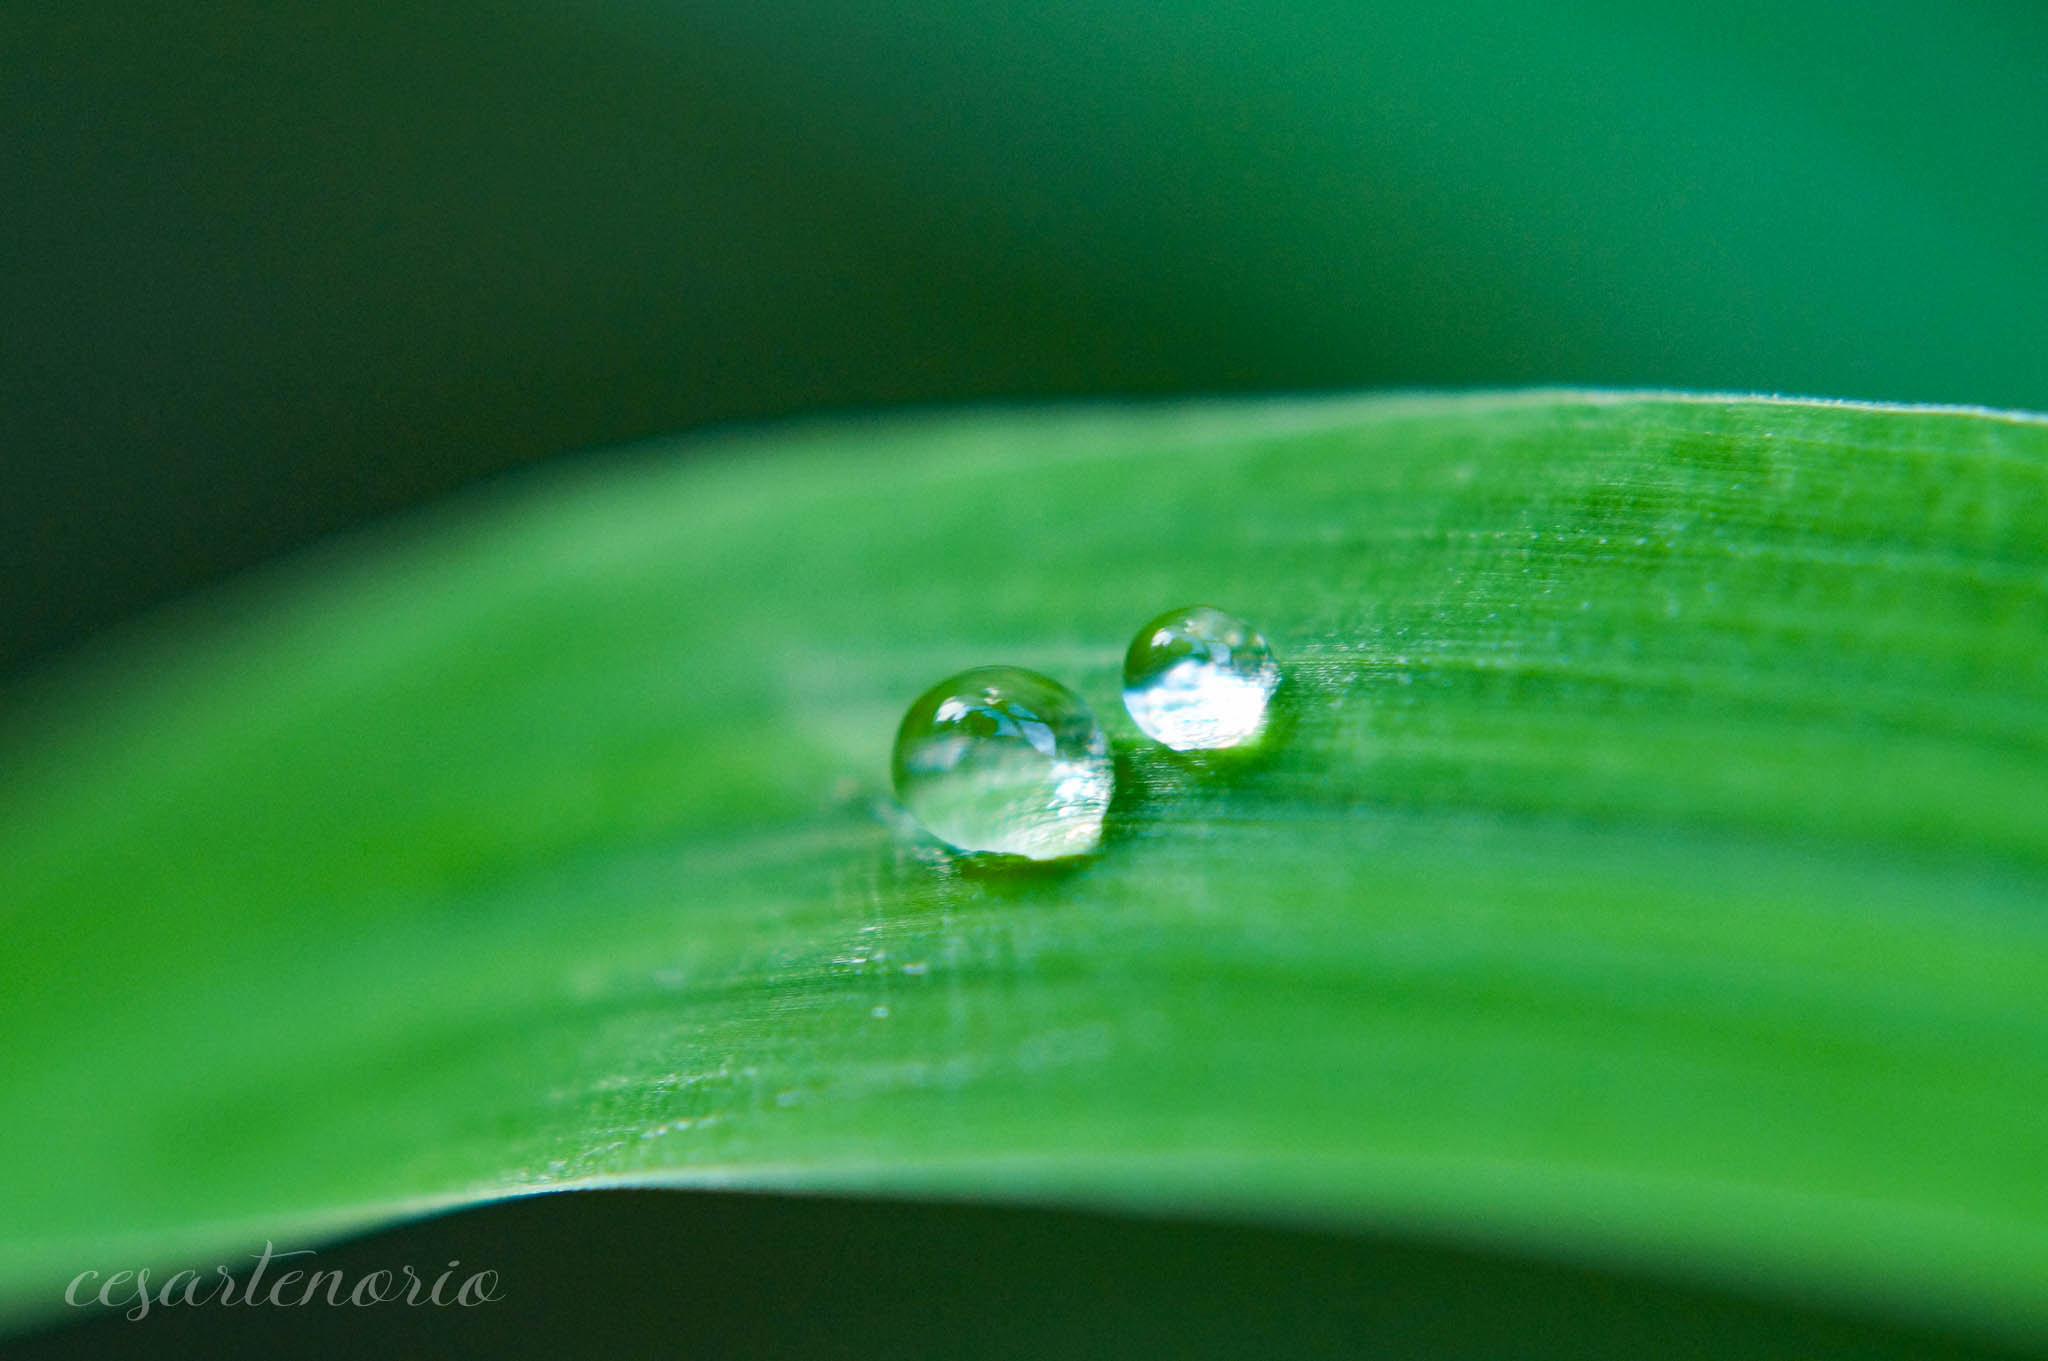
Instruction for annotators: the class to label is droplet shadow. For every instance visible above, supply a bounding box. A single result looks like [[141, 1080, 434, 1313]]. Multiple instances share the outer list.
[[867, 812, 1103, 899], [1095, 668, 1316, 849]]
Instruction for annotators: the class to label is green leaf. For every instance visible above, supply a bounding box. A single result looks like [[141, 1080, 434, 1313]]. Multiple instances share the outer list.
[[5, 392, 2047, 1344]]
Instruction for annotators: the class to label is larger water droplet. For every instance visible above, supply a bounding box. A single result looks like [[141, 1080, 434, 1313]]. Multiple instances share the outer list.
[[1123, 605, 1281, 751], [891, 666, 1113, 860]]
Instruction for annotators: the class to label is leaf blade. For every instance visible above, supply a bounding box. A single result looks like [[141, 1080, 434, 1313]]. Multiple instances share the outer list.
[[4, 391, 2046, 1341]]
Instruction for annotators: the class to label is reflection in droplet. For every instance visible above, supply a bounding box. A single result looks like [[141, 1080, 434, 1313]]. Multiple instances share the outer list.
[[1122, 605, 1282, 751], [891, 666, 1112, 860]]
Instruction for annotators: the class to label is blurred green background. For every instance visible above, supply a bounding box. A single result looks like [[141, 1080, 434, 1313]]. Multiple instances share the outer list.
[[9, 1192, 2025, 1360], [7, 0, 2048, 676]]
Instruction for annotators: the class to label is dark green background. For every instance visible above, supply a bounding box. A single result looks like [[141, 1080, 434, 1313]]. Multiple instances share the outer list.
[[5, 1193, 2027, 1360], [7, 0, 2048, 675]]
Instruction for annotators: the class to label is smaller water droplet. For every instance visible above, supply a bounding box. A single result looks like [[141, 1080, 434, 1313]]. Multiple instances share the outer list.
[[1122, 605, 1282, 751], [892, 666, 1112, 860]]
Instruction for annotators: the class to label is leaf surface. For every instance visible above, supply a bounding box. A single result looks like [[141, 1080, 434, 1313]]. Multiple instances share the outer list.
[[4, 392, 2046, 1342]]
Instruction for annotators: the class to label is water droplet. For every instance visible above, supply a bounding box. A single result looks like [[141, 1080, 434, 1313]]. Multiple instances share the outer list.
[[891, 666, 1112, 860], [1122, 605, 1282, 751]]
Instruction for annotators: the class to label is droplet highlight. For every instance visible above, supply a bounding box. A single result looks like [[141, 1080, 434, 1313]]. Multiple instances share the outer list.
[[891, 666, 1113, 860], [1122, 605, 1281, 751]]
